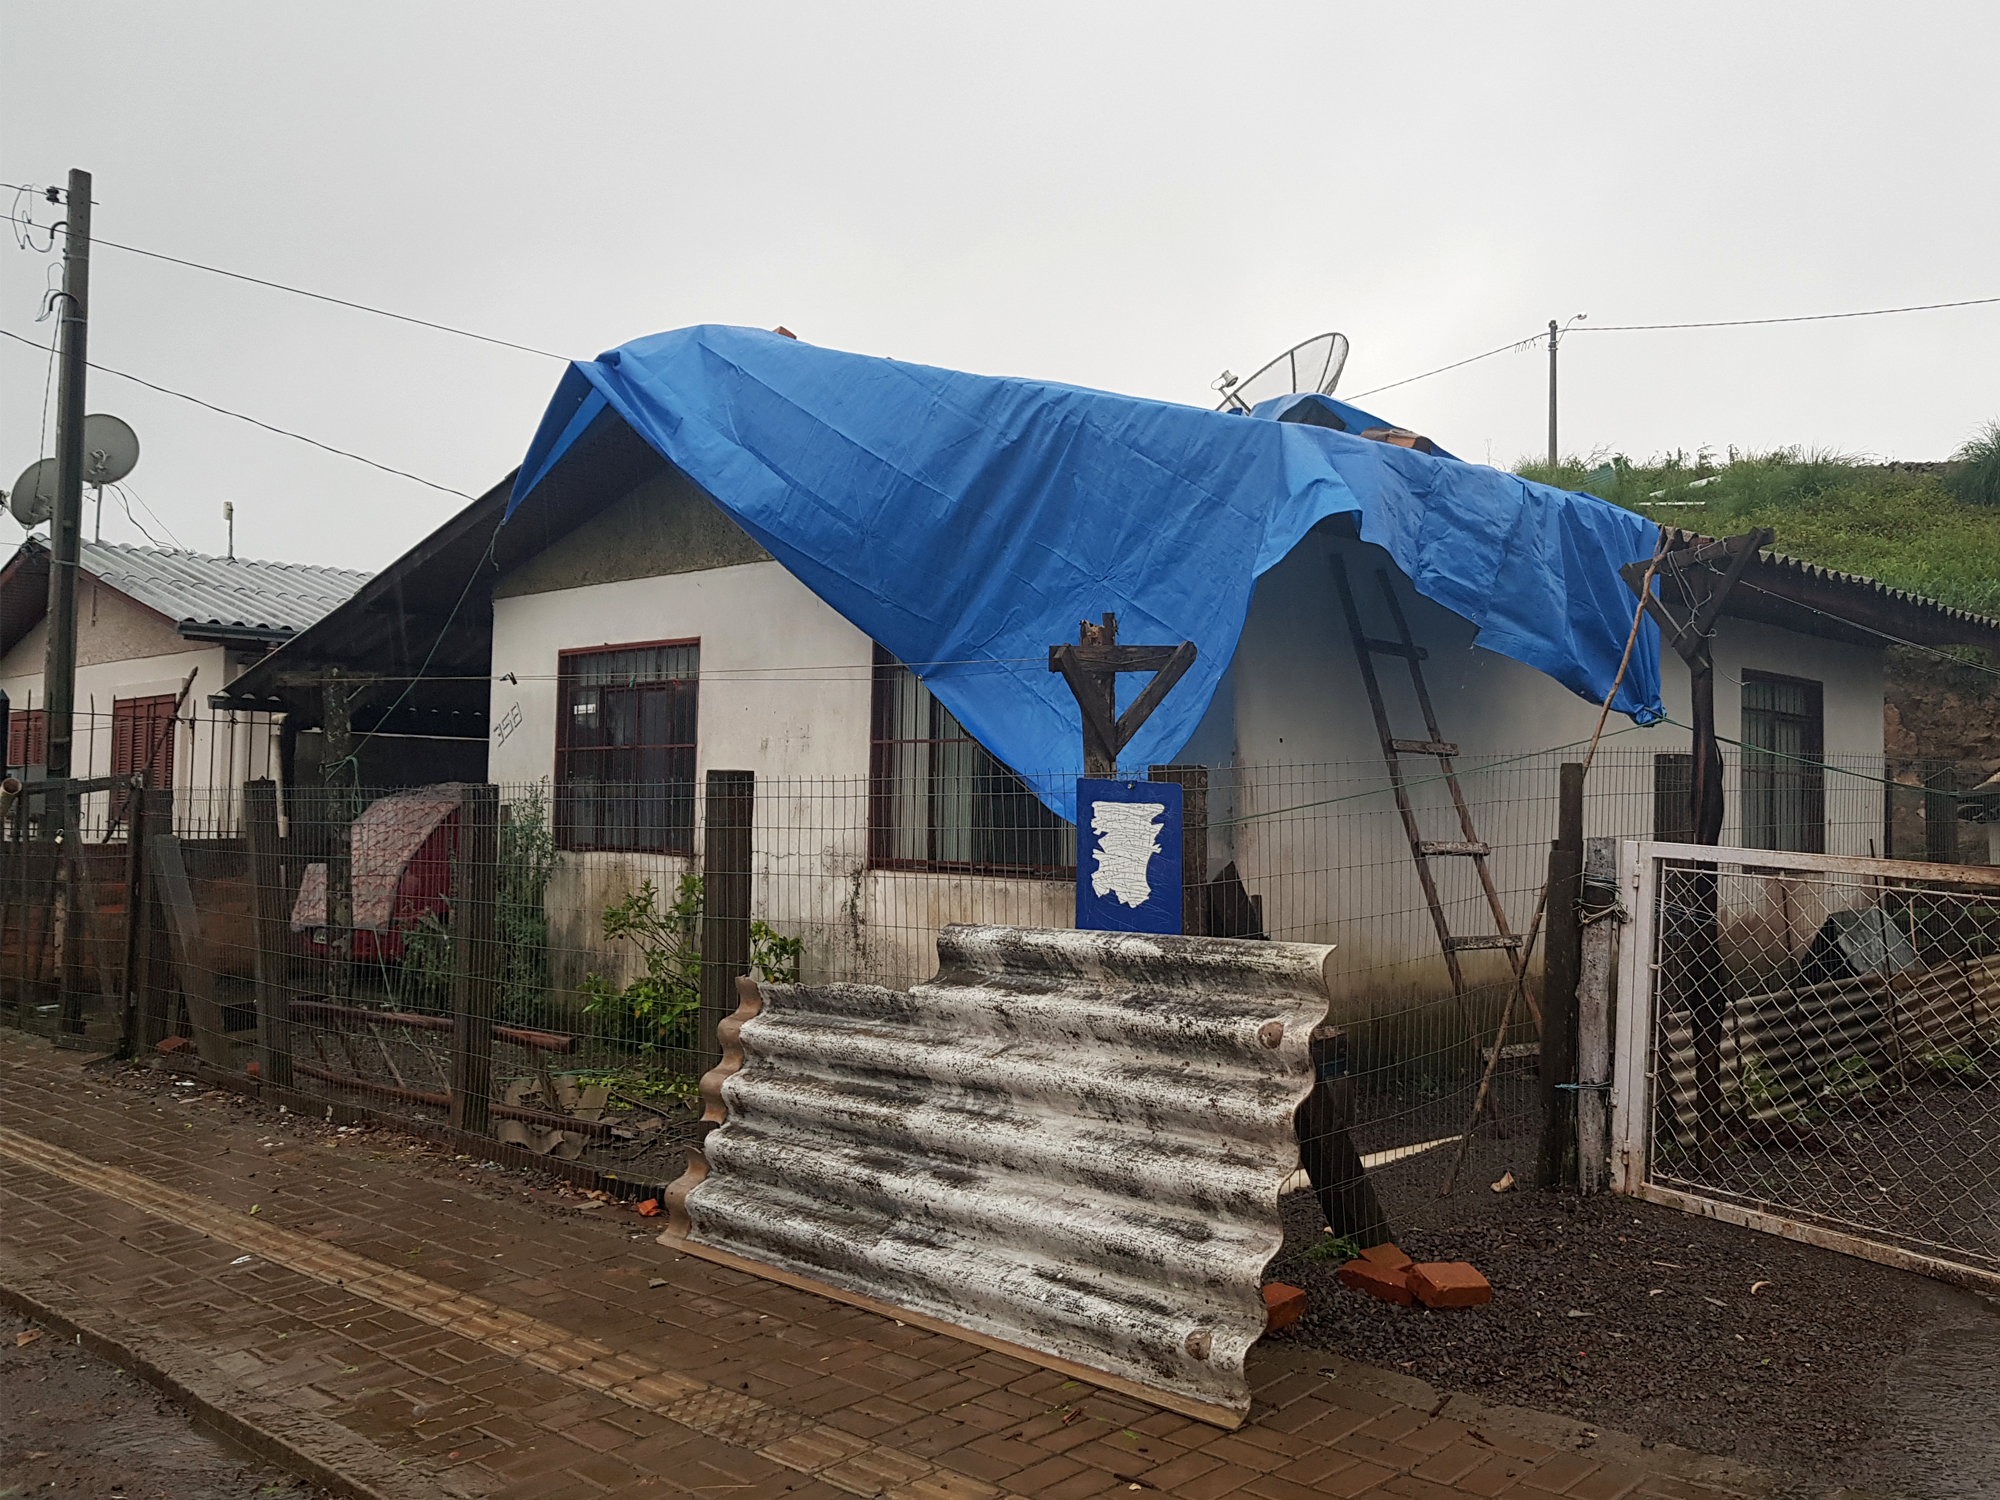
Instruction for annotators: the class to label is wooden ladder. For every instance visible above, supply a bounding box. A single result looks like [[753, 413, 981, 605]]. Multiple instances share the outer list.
[[1331, 555, 1540, 1032]]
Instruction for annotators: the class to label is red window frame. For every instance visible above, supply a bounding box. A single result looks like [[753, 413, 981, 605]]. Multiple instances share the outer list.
[[868, 646, 1073, 878], [553, 638, 700, 855]]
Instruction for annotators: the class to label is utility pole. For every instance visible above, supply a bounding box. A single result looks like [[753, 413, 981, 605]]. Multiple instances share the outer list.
[[42, 168, 92, 782], [1546, 319, 1559, 469]]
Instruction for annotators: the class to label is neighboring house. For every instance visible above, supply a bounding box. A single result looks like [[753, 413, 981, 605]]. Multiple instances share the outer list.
[[0, 537, 369, 834], [219, 411, 2000, 1002]]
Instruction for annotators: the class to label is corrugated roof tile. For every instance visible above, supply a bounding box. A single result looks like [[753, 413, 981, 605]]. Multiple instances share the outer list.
[[79, 539, 369, 639]]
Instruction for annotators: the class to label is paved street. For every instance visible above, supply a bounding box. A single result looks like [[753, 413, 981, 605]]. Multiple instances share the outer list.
[[0, 1034, 1842, 1500]]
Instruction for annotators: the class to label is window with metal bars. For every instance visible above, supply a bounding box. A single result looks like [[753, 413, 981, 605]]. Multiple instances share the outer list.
[[869, 648, 1074, 876], [555, 641, 699, 854], [1741, 672, 1824, 853]]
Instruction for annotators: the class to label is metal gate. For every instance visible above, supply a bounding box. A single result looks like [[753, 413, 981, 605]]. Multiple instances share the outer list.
[[1611, 840, 2000, 1292]]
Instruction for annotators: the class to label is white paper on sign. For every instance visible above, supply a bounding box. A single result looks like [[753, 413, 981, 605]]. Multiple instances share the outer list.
[[1090, 801, 1165, 908]]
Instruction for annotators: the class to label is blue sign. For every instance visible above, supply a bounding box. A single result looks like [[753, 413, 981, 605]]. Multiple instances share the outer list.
[[1075, 778, 1184, 934]]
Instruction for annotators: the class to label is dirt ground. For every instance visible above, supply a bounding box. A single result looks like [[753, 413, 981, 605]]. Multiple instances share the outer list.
[[0, 1310, 325, 1500], [1269, 1132, 2000, 1500]]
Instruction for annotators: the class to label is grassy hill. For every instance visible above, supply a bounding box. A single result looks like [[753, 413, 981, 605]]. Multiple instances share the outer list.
[[1515, 436, 2000, 620]]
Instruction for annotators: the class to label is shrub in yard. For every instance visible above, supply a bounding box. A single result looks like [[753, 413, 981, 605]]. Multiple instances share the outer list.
[[579, 875, 802, 1054]]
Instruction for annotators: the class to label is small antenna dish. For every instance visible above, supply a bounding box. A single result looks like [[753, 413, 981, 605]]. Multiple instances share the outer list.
[[1214, 332, 1350, 412], [82, 413, 140, 486], [8, 458, 57, 529]]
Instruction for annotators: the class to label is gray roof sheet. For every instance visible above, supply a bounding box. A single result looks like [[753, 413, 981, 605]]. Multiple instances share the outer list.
[[80, 539, 371, 640]]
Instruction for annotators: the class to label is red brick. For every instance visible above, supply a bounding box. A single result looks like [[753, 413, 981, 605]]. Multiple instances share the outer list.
[[1407, 1262, 1492, 1309], [1336, 1259, 1414, 1306], [1358, 1242, 1414, 1272], [1261, 1282, 1307, 1332]]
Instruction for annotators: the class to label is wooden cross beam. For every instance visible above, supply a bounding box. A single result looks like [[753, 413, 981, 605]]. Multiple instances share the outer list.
[[1048, 614, 1198, 777], [1620, 527, 1773, 846]]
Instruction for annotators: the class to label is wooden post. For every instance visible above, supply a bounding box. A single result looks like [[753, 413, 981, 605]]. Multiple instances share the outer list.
[[136, 790, 174, 1049], [55, 790, 83, 1039], [244, 778, 292, 1088], [449, 785, 500, 1135], [1294, 1023, 1391, 1246], [1538, 762, 1586, 1189], [699, 771, 755, 1077], [323, 672, 357, 1001], [1576, 837, 1618, 1193], [117, 782, 146, 1056], [1148, 764, 1209, 935], [149, 833, 233, 1068]]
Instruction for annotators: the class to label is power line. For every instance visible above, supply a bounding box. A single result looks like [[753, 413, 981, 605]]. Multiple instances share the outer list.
[[1732, 577, 2000, 679], [1342, 331, 1542, 402], [1, 208, 569, 362], [0, 327, 477, 500], [1575, 295, 2000, 334]]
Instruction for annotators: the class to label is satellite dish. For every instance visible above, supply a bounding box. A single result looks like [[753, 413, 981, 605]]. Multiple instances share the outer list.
[[8, 457, 57, 528], [82, 413, 139, 486], [1214, 331, 1350, 412]]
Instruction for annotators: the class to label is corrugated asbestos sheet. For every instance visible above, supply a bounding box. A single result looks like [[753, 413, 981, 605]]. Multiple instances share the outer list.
[[80, 539, 370, 637], [661, 924, 1335, 1427]]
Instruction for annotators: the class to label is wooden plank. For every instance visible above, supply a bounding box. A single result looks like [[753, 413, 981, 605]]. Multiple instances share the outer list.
[[148, 833, 233, 1070], [1576, 838, 1619, 1194], [448, 785, 500, 1135], [1148, 765, 1209, 936], [699, 770, 755, 1077], [243, 778, 292, 1089], [1415, 840, 1490, 856], [1443, 934, 1523, 951], [1537, 762, 1585, 1190], [136, 792, 174, 1050]]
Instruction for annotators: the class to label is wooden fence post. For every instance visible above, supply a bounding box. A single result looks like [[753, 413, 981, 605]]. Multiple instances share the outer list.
[[449, 785, 500, 1135], [1294, 1023, 1392, 1247], [1538, 762, 1586, 1190], [149, 831, 233, 1069], [1147, 764, 1209, 936], [700, 771, 755, 1077], [244, 778, 292, 1088], [136, 790, 174, 1050], [1576, 837, 1619, 1193]]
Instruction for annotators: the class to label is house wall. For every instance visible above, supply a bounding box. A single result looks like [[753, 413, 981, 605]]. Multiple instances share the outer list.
[[484, 496, 1886, 1014], [1210, 524, 1886, 1015], [0, 585, 282, 836], [487, 479, 1079, 999]]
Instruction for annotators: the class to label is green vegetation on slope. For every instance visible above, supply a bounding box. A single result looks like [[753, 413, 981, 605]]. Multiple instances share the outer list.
[[1514, 439, 2000, 620]]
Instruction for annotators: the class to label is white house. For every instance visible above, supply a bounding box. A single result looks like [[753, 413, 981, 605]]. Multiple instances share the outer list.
[[0, 537, 369, 834], [217, 404, 2000, 1013]]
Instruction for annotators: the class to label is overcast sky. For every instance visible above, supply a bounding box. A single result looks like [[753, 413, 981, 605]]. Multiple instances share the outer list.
[[3, 2, 1996, 574]]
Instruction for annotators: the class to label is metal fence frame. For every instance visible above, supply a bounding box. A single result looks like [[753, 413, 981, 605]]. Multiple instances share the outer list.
[[1611, 838, 2000, 1294]]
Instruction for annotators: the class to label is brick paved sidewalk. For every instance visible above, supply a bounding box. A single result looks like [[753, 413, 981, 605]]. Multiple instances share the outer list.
[[0, 1034, 1842, 1500]]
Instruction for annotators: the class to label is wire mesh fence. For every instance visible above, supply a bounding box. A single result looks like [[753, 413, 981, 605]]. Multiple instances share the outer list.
[[1621, 845, 2000, 1282], [2, 728, 1992, 1205]]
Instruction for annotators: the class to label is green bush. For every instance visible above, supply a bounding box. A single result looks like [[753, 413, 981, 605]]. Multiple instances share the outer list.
[[1514, 443, 2000, 619], [579, 875, 803, 1055], [1950, 419, 2000, 508]]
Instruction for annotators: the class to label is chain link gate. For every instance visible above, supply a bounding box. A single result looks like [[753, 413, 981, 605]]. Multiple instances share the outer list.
[[1612, 840, 2000, 1292]]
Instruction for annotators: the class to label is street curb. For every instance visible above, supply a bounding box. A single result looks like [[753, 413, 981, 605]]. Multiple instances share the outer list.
[[0, 1271, 468, 1500]]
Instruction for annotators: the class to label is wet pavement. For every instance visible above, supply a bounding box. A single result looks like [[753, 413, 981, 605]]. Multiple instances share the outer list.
[[0, 1032, 1905, 1499]]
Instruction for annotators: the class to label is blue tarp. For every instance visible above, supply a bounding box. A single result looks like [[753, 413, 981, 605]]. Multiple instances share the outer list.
[[510, 325, 1662, 819]]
